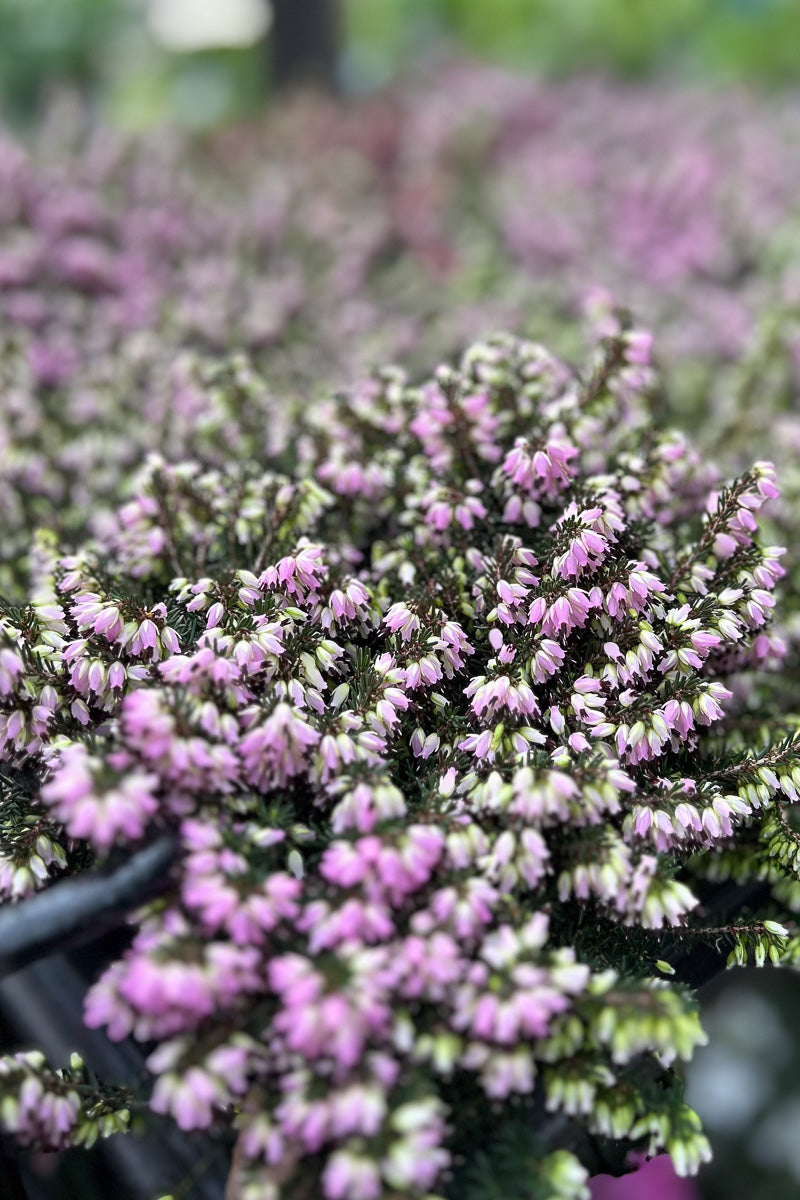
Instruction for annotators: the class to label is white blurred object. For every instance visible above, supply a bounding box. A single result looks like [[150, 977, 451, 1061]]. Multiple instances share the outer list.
[[147, 0, 272, 52]]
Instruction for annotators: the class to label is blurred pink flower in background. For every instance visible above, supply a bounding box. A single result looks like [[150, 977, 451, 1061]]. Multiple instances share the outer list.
[[592, 1156, 701, 1200]]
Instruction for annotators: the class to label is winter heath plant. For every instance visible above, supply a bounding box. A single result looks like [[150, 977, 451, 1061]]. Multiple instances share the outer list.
[[1, 327, 799, 1198]]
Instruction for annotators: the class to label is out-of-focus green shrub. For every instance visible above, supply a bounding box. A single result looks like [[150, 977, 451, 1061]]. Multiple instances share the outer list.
[[344, 0, 800, 84], [0, 0, 130, 120], [0, 0, 267, 130]]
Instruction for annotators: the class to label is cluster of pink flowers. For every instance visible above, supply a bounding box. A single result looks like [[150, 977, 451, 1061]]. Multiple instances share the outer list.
[[3, 67, 800, 603], [1, 326, 796, 1195]]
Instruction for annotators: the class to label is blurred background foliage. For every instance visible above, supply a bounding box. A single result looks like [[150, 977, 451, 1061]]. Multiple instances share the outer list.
[[345, 0, 800, 86], [3, 0, 800, 130], [686, 971, 800, 1200]]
